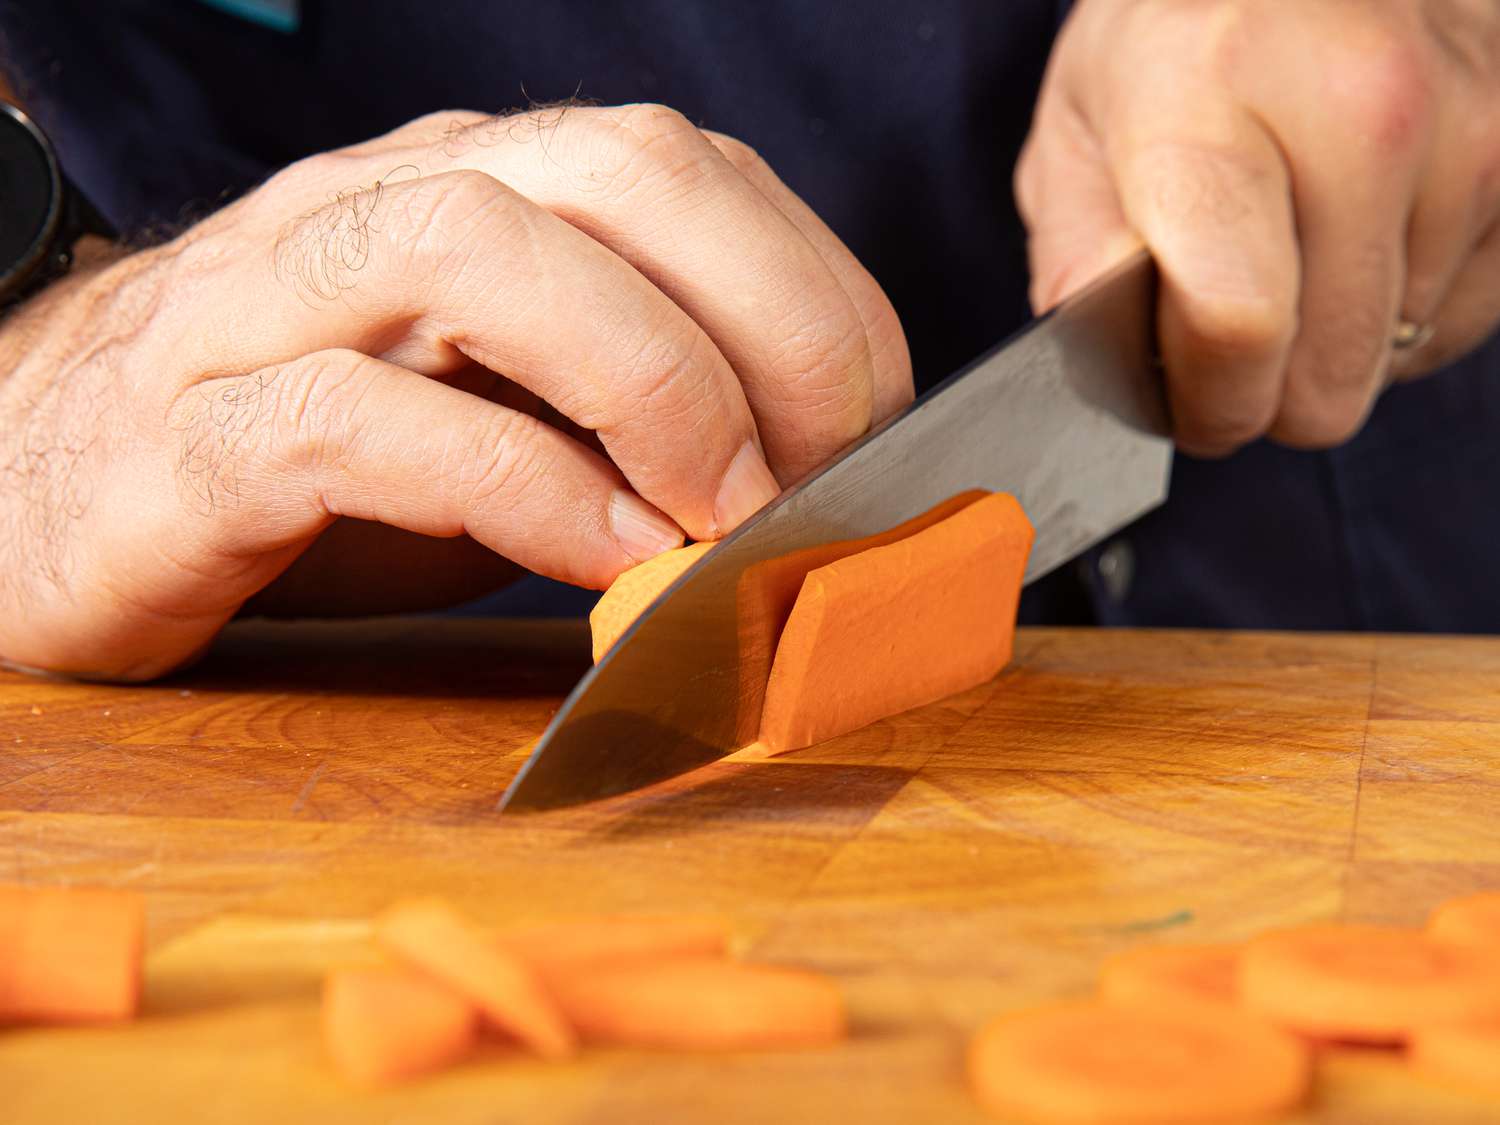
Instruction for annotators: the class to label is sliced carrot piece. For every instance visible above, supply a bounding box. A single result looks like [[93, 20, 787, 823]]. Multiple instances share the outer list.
[[968, 1000, 1310, 1124], [589, 541, 712, 663], [375, 897, 575, 1058], [323, 963, 477, 1087], [1428, 891, 1500, 949], [1410, 1020, 1500, 1097], [544, 957, 844, 1050], [759, 491, 1033, 754], [1099, 943, 1243, 1010], [496, 914, 732, 983], [0, 883, 144, 1024], [1241, 924, 1500, 1043]]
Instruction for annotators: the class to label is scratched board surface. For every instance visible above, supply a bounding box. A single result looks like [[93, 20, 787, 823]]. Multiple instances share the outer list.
[[3, 620, 1500, 1123]]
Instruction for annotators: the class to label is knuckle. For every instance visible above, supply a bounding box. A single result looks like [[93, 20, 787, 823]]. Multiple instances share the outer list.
[[462, 411, 544, 507], [1178, 291, 1295, 366], [269, 349, 372, 469], [702, 130, 764, 173], [1272, 400, 1368, 450], [398, 168, 507, 231], [1322, 28, 1433, 152], [620, 328, 722, 432], [587, 102, 715, 196]]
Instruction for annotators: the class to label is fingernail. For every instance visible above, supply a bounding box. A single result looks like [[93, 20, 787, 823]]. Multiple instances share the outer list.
[[713, 441, 781, 535], [609, 490, 684, 564]]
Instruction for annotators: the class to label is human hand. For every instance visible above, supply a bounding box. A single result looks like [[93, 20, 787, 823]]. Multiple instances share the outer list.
[[0, 104, 911, 679], [1018, 0, 1500, 454]]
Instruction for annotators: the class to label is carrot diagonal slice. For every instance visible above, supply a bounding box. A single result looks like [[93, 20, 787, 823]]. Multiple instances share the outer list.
[[543, 957, 845, 1050], [495, 914, 732, 982], [968, 1000, 1310, 1124], [375, 898, 575, 1058], [323, 963, 477, 1087], [1241, 924, 1500, 1044], [0, 884, 144, 1024], [1098, 943, 1243, 1010], [1428, 892, 1500, 950], [1410, 1021, 1500, 1097]]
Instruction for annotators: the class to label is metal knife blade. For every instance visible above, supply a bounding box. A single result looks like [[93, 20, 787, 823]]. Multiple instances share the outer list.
[[499, 252, 1171, 813]]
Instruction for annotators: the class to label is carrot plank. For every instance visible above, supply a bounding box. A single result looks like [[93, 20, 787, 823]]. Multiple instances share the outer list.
[[1098, 943, 1243, 1010], [375, 898, 576, 1058], [1410, 1021, 1500, 1097], [1428, 891, 1500, 950], [589, 541, 713, 663], [968, 1000, 1310, 1123], [323, 963, 477, 1087], [1240, 924, 1500, 1043], [0, 884, 144, 1024], [543, 957, 845, 1050], [759, 491, 1033, 754], [496, 914, 732, 982]]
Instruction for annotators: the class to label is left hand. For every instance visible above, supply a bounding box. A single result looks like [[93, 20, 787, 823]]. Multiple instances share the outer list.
[[1017, 0, 1500, 455]]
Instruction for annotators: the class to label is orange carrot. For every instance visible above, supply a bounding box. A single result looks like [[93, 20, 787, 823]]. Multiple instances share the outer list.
[[1240, 924, 1500, 1043], [496, 914, 732, 982], [1410, 1020, 1500, 1097], [375, 898, 575, 1058], [1098, 943, 1243, 1010], [968, 1000, 1310, 1123], [589, 541, 713, 663], [759, 491, 1033, 754], [323, 963, 477, 1086], [0, 884, 144, 1024], [1428, 891, 1500, 950], [543, 957, 844, 1050]]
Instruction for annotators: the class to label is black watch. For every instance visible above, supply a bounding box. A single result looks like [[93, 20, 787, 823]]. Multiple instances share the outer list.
[[0, 101, 115, 309]]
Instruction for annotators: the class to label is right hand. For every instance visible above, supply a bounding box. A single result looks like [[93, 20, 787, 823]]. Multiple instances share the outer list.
[[0, 104, 912, 680]]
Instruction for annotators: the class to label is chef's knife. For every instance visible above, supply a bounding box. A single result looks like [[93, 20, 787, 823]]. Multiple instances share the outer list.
[[499, 251, 1171, 813]]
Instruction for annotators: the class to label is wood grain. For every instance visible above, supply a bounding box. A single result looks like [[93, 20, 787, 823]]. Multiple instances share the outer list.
[[3, 621, 1499, 1122]]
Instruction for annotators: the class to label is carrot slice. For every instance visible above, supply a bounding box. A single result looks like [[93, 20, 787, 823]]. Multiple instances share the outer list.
[[589, 541, 713, 663], [1099, 943, 1243, 1010], [496, 914, 732, 982], [544, 957, 845, 1050], [1410, 1020, 1500, 1097], [759, 491, 1033, 754], [0, 883, 144, 1024], [1428, 891, 1500, 949], [375, 897, 575, 1058], [323, 963, 477, 1086], [1241, 924, 1500, 1043], [968, 1000, 1310, 1123]]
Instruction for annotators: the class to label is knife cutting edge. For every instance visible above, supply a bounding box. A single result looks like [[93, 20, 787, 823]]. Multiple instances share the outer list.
[[498, 252, 1172, 813]]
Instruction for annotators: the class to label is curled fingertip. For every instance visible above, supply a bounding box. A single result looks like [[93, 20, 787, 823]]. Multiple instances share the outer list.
[[608, 490, 685, 565]]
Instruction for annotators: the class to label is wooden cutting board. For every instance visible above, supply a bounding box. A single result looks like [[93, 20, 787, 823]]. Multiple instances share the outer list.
[[3, 620, 1499, 1123]]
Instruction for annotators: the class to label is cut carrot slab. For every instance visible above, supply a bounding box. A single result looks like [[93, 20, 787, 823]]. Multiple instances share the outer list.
[[1241, 924, 1500, 1043], [1428, 891, 1500, 949], [323, 963, 477, 1087], [968, 1000, 1310, 1123], [589, 541, 713, 663], [0, 884, 144, 1024], [496, 914, 732, 982], [375, 897, 575, 1058], [1099, 943, 1243, 1010], [1410, 1021, 1500, 1097], [544, 957, 844, 1050], [760, 491, 1033, 754]]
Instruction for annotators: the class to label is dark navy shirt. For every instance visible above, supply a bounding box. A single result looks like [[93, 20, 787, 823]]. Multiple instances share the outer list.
[[4, 0, 1498, 631]]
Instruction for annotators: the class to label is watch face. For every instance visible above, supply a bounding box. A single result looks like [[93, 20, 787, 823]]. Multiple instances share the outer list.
[[0, 103, 62, 297]]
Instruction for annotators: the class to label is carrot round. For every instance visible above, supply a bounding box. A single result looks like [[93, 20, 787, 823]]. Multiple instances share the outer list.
[[759, 491, 1033, 754], [323, 963, 477, 1087], [375, 897, 575, 1058], [1428, 892, 1500, 949], [968, 1000, 1310, 1123], [544, 957, 845, 1050], [496, 913, 732, 982], [1241, 924, 1500, 1043], [0, 884, 144, 1024], [589, 541, 712, 663], [1410, 1021, 1500, 1097], [1098, 943, 1243, 1010]]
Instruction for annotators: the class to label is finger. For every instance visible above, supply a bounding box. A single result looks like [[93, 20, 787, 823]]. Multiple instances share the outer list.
[[159, 349, 685, 590], [194, 170, 780, 540], [701, 129, 915, 425], [1396, 214, 1500, 376], [418, 104, 878, 483]]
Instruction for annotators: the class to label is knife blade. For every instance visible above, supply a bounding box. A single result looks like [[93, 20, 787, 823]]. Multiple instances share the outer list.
[[499, 251, 1171, 813]]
